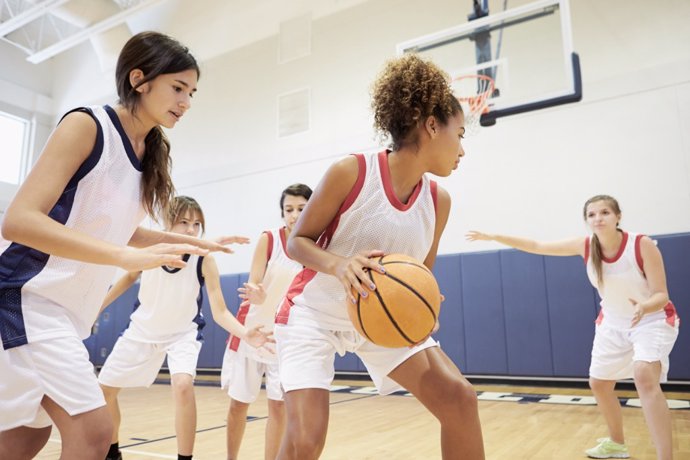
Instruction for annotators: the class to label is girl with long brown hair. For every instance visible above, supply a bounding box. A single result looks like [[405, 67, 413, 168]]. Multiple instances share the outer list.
[[0, 32, 234, 460]]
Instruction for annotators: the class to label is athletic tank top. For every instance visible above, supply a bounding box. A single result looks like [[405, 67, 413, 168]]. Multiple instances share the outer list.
[[585, 231, 677, 327], [276, 151, 438, 330], [229, 227, 302, 361], [0, 105, 146, 349], [124, 254, 206, 343]]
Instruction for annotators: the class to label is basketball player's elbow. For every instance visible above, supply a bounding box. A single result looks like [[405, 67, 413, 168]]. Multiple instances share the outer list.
[[1, 211, 23, 242], [286, 235, 306, 261]]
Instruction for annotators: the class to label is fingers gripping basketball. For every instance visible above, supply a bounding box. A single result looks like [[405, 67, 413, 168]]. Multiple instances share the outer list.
[[348, 253, 441, 348]]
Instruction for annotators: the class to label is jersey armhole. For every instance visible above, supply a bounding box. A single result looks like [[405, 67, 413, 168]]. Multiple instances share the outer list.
[[634, 234, 645, 275], [339, 153, 366, 215], [60, 107, 104, 190], [196, 256, 205, 285], [584, 237, 590, 265], [430, 180, 438, 215], [264, 230, 274, 262]]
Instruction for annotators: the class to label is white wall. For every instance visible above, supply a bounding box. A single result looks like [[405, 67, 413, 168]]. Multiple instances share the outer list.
[[16, 0, 690, 274], [175, 0, 690, 274], [0, 41, 55, 211]]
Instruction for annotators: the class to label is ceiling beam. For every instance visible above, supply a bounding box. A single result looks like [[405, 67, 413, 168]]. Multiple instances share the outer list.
[[0, 0, 69, 37], [26, 0, 168, 64]]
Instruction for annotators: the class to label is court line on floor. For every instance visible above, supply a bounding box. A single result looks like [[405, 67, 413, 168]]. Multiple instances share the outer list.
[[45, 393, 378, 457], [46, 438, 177, 459]]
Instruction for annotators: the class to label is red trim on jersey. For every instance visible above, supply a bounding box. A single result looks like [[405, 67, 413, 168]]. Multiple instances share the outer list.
[[601, 231, 628, 263], [340, 154, 366, 214], [584, 237, 590, 265], [664, 301, 679, 327], [378, 151, 423, 211], [634, 234, 645, 274], [275, 268, 318, 324], [313, 154, 366, 251], [228, 300, 251, 351], [595, 309, 603, 325], [430, 180, 438, 214], [264, 230, 274, 262], [279, 226, 293, 260]]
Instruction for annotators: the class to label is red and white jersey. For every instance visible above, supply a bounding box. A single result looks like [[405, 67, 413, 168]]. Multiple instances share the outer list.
[[277, 151, 438, 330], [124, 254, 206, 343], [229, 227, 301, 361], [585, 231, 677, 328], [0, 105, 145, 349]]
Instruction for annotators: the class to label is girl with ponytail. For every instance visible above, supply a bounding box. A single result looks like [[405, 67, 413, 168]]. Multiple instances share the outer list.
[[466, 195, 679, 459], [0, 32, 236, 459]]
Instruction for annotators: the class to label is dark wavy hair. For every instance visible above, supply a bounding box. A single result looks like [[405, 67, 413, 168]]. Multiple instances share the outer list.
[[371, 54, 462, 151], [280, 183, 313, 217], [115, 31, 200, 220]]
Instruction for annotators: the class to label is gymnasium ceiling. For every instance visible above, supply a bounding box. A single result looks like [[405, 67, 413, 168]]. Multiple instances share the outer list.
[[0, 0, 369, 64]]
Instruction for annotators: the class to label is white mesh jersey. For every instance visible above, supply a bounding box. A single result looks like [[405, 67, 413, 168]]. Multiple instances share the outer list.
[[0, 105, 146, 349], [585, 231, 677, 327], [124, 254, 206, 343], [277, 151, 438, 330], [229, 227, 302, 362]]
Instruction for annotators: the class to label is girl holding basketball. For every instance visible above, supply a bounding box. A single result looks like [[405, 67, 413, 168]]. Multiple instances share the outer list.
[[467, 194, 679, 460], [0, 32, 232, 460], [222, 183, 312, 460], [98, 196, 272, 460], [274, 54, 484, 460]]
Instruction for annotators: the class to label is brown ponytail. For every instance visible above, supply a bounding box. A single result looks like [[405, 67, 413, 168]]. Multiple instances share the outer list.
[[583, 194, 622, 286], [590, 233, 604, 286], [141, 126, 174, 218]]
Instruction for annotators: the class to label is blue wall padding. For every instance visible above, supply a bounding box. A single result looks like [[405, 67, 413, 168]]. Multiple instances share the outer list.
[[543, 255, 598, 377], [458, 252, 508, 374], [90, 232, 690, 381], [433, 254, 466, 369], [656, 234, 690, 380], [500, 251, 554, 376]]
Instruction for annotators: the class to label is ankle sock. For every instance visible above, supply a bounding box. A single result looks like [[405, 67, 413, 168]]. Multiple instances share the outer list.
[[107, 443, 120, 458]]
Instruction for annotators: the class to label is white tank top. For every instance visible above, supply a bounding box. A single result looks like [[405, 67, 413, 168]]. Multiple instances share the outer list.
[[585, 231, 671, 327], [229, 227, 302, 362], [0, 105, 145, 348], [277, 151, 438, 330], [124, 254, 205, 343]]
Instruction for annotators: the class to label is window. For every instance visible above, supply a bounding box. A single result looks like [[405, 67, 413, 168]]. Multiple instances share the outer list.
[[0, 111, 29, 185]]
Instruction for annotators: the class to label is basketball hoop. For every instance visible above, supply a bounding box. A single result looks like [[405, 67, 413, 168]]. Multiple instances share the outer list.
[[452, 74, 495, 134]]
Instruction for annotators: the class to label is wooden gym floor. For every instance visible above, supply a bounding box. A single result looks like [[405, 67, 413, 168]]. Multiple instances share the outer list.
[[34, 376, 690, 459]]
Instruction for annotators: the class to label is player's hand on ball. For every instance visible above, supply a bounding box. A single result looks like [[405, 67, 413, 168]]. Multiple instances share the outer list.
[[335, 250, 386, 304]]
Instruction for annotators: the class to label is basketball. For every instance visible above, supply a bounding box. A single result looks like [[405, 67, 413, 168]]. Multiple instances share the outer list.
[[347, 253, 441, 348]]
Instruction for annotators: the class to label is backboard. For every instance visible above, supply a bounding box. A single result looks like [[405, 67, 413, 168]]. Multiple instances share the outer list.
[[397, 0, 581, 127]]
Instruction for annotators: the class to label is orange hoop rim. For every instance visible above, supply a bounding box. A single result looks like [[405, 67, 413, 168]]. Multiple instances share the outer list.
[[452, 74, 495, 114]]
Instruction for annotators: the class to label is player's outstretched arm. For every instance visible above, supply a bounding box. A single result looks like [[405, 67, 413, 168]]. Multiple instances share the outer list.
[[214, 235, 250, 246], [100, 271, 141, 314], [466, 231, 585, 258], [202, 255, 274, 348], [1, 112, 143, 267], [237, 232, 270, 305], [128, 226, 246, 254]]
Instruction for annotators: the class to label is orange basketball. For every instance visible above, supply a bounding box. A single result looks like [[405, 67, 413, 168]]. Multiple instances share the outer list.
[[347, 253, 441, 348]]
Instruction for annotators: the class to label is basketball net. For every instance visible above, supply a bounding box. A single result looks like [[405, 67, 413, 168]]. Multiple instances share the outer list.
[[452, 74, 495, 135]]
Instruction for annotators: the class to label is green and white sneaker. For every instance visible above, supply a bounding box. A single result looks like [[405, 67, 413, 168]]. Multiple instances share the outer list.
[[585, 438, 630, 458]]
